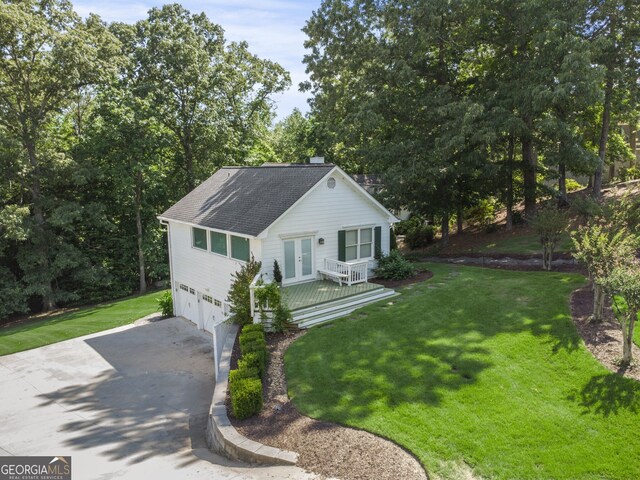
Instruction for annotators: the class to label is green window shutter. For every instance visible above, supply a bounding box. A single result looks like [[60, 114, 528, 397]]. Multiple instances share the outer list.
[[338, 230, 346, 262], [374, 226, 382, 258]]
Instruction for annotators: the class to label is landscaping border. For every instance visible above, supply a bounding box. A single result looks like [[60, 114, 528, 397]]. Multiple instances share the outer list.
[[205, 323, 298, 465]]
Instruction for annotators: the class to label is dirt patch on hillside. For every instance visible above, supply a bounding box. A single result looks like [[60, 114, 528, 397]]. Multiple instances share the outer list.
[[571, 285, 640, 381], [228, 332, 427, 480]]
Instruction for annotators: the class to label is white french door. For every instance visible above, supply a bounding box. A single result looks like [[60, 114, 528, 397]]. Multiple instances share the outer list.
[[283, 237, 314, 284]]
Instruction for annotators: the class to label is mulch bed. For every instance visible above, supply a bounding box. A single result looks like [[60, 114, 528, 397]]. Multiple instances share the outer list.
[[373, 269, 433, 288], [571, 284, 640, 381], [227, 331, 427, 480]]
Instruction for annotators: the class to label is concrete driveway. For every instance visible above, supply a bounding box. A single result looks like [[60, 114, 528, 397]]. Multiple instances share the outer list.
[[0, 317, 314, 480]]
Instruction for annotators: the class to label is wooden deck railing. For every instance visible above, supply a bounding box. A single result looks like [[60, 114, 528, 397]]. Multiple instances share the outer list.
[[321, 258, 369, 286]]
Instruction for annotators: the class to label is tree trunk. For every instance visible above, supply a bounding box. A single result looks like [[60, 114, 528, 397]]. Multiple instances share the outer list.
[[625, 315, 636, 365], [134, 169, 146, 295], [440, 212, 449, 247], [558, 161, 568, 207], [522, 118, 537, 218], [593, 66, 614, 199], [456, 204, 463, 235], [505, 136, 515, 230], [592, 283, 605, 322], [26, 141, 56, 311]]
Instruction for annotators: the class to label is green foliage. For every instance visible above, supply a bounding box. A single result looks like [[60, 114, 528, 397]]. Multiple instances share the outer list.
[[239, 350, 266, 378], [239, 330, 265, 350], [618, 167, 640, 182], [230, 377, 263, 420], [270, 109, 316, 163], [229, 365, 260, 387], [157, 291, 173, 317], [227, 257, 261, 326], [374, 250, 416, 280], [528, 208, 569, 270], [242, 323, 265, 335], [565, 179, 585, 192], [466, 199, 497, 228], [570, 195, 603, 219], [273, 260, 283, 283], [272, 302, 293, 333], [405, 224, 436, 250]]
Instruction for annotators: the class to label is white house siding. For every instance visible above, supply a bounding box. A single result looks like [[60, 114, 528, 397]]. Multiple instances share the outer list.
[[168, 221, 258, 328], [260, 172, 392, 282]]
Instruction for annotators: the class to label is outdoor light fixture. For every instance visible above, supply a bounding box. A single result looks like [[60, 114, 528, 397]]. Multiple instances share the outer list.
[[318, 238, 325, 245]]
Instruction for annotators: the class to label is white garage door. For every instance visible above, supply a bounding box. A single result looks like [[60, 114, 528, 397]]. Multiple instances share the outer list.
[[177, 283, 197, 324], [200, 294, 215, 333]]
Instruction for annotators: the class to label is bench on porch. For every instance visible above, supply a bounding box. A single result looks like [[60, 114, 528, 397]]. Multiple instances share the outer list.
[[317, 267, 349, 286], [318, 258, 369, 286]]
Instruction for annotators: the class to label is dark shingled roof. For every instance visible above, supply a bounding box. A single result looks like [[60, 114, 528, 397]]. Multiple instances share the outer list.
[[160, 164, 335, 236]]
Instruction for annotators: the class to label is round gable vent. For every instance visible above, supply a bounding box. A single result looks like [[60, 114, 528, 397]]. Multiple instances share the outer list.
[[327, 177, 336, 189]]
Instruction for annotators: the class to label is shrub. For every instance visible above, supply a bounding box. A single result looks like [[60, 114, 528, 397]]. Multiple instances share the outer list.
[[511, 210, 525, 225], [273, 260, 283, 283], [272, 302, 293, 333], [230, 377, 263, 420], [466, 198, 497, 227], [239, 350, 266, 377], [242, 323, 265, 335], [374, 250, 416, 280], [618, 166, 640, 182], [485, 223, 499, 234], [240, 335, 267, 355], [227, 256, 262, 326], [229, 365, 259, 387], [157, 291, 173, 317], [565, 178, 585, 192], [404, 224, 435, 249], [570, 195, 602, 220], [240, 330, 265, 349], [528, 207, 568, 271]]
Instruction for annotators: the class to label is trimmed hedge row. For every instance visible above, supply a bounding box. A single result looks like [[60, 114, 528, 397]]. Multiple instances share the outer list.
[[229, 323, 267, 420]]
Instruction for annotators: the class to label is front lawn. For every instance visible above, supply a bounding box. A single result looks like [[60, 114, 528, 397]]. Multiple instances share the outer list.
[[286, 264, 640, 480], [0, 290, 168, 356]]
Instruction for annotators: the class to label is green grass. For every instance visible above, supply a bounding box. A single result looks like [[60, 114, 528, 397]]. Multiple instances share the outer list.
[[286, 264, 640, 480], [475, 232, 573, 254], [0, 290, 167, 356]]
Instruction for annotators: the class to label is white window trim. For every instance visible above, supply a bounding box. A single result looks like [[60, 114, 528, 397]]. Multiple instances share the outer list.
[[191, 227, 208, 251], [345, 227, 374, 261], [209, 230, 229, 258]]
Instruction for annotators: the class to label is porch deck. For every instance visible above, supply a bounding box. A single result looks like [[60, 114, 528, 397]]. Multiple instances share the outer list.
[[282, 280, 382, 311]]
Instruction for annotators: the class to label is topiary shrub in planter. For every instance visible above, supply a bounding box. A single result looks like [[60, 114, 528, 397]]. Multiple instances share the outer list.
[[239, 351, 266, 377], [242, 323, 265, 335], [374, 250, 416, 280], [230, 377, 263, 420], [239, 330, 265, 350], [229, 365, 259, 387]]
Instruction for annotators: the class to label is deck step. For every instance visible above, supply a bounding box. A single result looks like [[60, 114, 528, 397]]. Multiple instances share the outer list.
[[291, 286, 388, 318], [292, 288, 398, 329]]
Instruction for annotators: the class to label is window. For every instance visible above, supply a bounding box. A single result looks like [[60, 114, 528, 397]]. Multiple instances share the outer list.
[[231, 235, 250, 262], [214, 299, 222, 307], [202, 294, 213, 303], [345, 228, 373, 261], [179, 284, 189, 292], [210, 231, 227, 256], [192, 227, 207, 250]]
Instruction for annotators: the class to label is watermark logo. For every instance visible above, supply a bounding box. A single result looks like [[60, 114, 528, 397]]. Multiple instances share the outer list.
[[0, 456, 71, 480]]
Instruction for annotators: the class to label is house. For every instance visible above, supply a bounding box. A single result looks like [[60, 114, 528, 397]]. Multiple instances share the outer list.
[[158, 160, 398, 337]]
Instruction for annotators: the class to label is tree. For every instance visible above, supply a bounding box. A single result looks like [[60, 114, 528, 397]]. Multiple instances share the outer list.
[[528, 208, 568, 271], [0, 0, 120, 310], [271, 109, 316, 163], [227, 257, 261, 326], [134, 5, 290, 193], [587, 0, 640, 198], [572, 223, 638, 322], [603, 261, 640, 364]]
